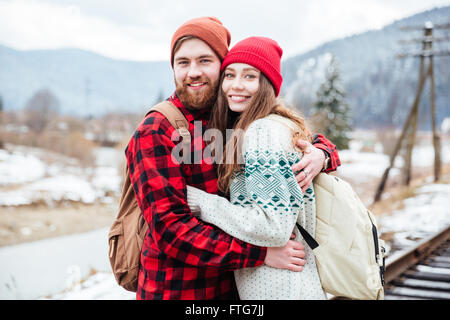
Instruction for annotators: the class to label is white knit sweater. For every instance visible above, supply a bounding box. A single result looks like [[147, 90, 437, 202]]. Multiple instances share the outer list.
[[187, 114, 325, 300]]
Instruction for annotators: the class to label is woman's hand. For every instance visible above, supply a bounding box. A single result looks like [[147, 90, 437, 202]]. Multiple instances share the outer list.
[[264, 239, 306, 272], [291, 139, 325, 193]]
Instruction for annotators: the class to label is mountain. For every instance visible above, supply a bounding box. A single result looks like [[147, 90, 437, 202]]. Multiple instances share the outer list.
[[0, 45, 174, 116], [281, 6, 450, 129], [1, 6, 449, 126]]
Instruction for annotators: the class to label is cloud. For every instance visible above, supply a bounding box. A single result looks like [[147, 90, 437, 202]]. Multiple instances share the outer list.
[[0, 0, 170, 60], [0, 0, 449, 61]]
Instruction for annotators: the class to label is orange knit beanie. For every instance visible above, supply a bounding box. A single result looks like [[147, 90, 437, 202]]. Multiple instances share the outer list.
[[170, 17, 231, 67]]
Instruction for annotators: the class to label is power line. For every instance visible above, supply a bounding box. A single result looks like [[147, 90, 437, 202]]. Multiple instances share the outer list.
[[398, 36, 450, 44], [399, 22, 450, 31]]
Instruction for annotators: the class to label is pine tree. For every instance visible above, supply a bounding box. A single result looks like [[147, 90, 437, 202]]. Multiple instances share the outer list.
[[312, 54, 352, 150]]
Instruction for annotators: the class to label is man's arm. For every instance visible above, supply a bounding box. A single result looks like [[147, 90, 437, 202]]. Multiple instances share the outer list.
[[291, 133, 341, 192], [126, 114, 266, 270], [311, 133, 341, 173]]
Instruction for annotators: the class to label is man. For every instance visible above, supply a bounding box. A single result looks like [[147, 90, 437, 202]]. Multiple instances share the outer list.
[[126, 17, 341, 300]]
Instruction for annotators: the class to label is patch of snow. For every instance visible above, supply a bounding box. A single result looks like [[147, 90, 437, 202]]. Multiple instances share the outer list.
[[379, 182, 450, 252], [337, 138, 450, 182], [45, 272, 135, 300], [0, 175, 99, 206], [27, 175, 98, 203], [0, 145, 122, 206], [411, 144, 450, 167], [337, 150, 401, 181], [441, 117, 450, 133], [0, 150, 46, 185], [94, 147, 123, 167], [91, 167, 121, 194], [0, 192, 33, 206]]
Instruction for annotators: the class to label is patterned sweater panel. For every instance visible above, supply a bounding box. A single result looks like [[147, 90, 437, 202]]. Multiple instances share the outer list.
[[229, 118, 314, 245]]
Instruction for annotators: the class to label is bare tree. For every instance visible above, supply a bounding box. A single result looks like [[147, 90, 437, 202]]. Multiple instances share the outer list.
[[24, 88, 60, 133]]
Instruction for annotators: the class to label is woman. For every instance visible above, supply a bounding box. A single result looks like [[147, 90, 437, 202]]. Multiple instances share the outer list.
[[186, 37, 326, 300]]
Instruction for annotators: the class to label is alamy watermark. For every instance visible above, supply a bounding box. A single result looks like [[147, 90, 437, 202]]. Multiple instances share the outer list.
[[170, 121, 248, 165]]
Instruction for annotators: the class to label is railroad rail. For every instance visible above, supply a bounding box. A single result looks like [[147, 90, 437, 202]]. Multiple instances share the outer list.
[[383, 226, 450, 300]]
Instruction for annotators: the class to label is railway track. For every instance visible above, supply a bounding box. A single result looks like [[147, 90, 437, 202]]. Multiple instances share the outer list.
[[383, 226, 450, 300]]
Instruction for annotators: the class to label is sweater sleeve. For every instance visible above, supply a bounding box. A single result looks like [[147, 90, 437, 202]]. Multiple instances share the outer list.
[[187, 120, 306, 247]]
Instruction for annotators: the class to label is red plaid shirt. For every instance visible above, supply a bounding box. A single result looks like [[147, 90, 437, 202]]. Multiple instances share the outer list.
[[126, 94, 267, 300], [126, 93, 341, 300], [312, 134, 341, 173]]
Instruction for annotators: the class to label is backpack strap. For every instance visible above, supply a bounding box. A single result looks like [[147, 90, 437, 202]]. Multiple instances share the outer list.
[[296, 223, 319, 250], [146, 100, 191, 147]]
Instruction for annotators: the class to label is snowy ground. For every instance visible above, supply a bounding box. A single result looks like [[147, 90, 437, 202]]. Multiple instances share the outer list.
[[0, 137, 449, 300], [18, 179, 446, 301], [336, 139, 450, 182], [378, 183, 450, 251]]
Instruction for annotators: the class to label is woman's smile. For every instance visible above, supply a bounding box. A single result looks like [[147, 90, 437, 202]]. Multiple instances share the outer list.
[[228, 94, 251, 103]]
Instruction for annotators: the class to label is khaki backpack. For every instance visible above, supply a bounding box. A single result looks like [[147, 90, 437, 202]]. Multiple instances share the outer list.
[[308, 173, 385, 300], [266, 114, 386, 300], [108, 101, 191, 292]]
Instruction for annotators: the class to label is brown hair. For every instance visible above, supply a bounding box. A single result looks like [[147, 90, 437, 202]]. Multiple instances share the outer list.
[[172, 36, 197, 59], [209, 73, 313, 193]]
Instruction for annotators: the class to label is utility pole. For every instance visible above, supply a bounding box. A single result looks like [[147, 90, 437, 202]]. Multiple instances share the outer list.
[[85, 76, 91, 118], [0, 95, 3, 149], [374, 21, 450, 203]]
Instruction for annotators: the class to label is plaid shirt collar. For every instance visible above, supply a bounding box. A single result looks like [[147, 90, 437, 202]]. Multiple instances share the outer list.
[[168, 91, 212, 123]]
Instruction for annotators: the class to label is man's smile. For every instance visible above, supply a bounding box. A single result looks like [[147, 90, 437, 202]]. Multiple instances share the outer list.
[[187, 81, 208, 90]]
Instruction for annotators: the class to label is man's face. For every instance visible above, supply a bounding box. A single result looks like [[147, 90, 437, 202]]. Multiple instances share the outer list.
[[173, 38, 221, 109]]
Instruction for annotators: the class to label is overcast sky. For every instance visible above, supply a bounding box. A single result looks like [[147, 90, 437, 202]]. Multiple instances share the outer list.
[[1, 0, 449, 62]]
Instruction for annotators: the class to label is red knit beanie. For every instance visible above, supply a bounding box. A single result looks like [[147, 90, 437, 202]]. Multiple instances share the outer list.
[[221, 36, 283, 96], [170, 17, 231, 67]]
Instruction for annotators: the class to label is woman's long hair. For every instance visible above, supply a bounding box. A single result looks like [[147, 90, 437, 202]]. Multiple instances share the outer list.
[[209, 73, 313, 193]]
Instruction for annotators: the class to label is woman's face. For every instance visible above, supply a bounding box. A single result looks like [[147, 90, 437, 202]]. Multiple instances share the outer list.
[[222, 63, 260, 113]]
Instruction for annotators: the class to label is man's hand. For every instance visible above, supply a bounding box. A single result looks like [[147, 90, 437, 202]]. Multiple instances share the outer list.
[[291, 139, 325, 193], [264, 239, 305, 272]]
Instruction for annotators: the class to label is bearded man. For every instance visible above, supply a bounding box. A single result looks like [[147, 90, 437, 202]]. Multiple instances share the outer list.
[[125, 17, 341, 300]]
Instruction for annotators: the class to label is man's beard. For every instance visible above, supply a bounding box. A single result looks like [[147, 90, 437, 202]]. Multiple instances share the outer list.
[[175, 77, 219, 110]]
